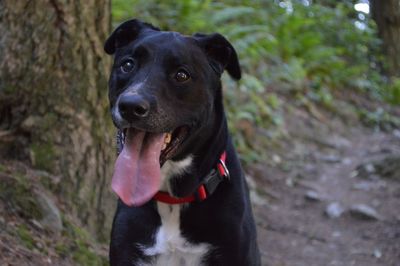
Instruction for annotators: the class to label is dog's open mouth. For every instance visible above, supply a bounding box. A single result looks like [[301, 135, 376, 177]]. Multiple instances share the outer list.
[[121, 126, 189, 165], [111, 126, 189, 206], [154, 126, 189, 166]]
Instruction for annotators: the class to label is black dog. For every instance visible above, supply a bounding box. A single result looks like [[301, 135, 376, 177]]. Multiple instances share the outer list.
[[104, 19, 260, 266]]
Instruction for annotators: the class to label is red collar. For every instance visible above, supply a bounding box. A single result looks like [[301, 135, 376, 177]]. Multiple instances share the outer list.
[[153, 152, 229, 204]]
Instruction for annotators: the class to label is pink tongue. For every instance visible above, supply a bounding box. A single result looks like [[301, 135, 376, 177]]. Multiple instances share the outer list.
[[112, 129, 165, 206]]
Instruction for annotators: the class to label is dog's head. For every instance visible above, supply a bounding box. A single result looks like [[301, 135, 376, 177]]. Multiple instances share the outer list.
[[104, 19, 241, 206]]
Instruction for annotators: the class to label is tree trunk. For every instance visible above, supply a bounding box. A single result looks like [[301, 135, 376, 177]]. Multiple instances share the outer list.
[[371, 0, 400, 77], [0, 0, 115, 240]]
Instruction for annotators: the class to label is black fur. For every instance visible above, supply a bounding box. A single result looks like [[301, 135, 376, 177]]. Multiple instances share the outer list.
[[105, 19, 260, 266]]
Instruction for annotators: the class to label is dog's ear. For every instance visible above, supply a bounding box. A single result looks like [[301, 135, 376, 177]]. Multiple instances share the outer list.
[[104, 19, 160, 55], [193, 33, 241, 80]]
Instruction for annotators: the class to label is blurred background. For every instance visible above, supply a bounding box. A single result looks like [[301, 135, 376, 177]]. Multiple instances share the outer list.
[[0, 0, 399, 265]]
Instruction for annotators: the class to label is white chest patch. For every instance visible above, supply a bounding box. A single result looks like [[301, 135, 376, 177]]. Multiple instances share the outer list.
[[142, 203, 211, 266], [159, 156, 193, 192], [140, 156, 212, 266]]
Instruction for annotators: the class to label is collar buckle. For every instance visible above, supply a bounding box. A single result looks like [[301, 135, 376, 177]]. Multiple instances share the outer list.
[[199, 169, 224, 200]]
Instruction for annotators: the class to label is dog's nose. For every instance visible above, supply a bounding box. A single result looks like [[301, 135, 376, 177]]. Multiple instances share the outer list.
[[118, 94, 150, 120]]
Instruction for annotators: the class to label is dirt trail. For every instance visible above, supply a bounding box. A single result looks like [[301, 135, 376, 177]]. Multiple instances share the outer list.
[[251, 113, 400, 266], [1, 99, 399, 266]]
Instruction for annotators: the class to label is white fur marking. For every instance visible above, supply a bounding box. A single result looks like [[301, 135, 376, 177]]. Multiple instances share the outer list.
[[142, 203, 211, 266], [139, 156, 211, 265], [126, 82, 144, 94], [160, 156, 193, 192]]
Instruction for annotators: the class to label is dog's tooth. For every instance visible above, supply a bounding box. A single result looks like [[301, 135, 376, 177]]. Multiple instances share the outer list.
[[165, 133, 172, 144]]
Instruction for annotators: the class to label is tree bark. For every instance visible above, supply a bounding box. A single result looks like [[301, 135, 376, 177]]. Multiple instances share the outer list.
[[0, 0, 114, 240], [371, 0, 400, 77]]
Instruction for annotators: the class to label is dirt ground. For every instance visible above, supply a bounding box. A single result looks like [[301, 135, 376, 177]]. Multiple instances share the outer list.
[[1, 100, 399, 266], [251, 109, 400, 266]]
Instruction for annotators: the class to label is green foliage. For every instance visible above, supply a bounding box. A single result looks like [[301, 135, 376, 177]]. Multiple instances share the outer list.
[[359, 108, 400, 131], [16, 224, 36, 249], [385, 78, 400, 105], [58, 218, 108, 265], [111, 0, 388, 163], [0, 173, 43, 220], [112, 0, 213, 32]]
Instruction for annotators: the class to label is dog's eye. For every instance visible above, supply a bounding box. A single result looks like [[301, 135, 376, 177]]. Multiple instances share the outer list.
[[120, 59, 135, 73], [175, 70, 190, 82]]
